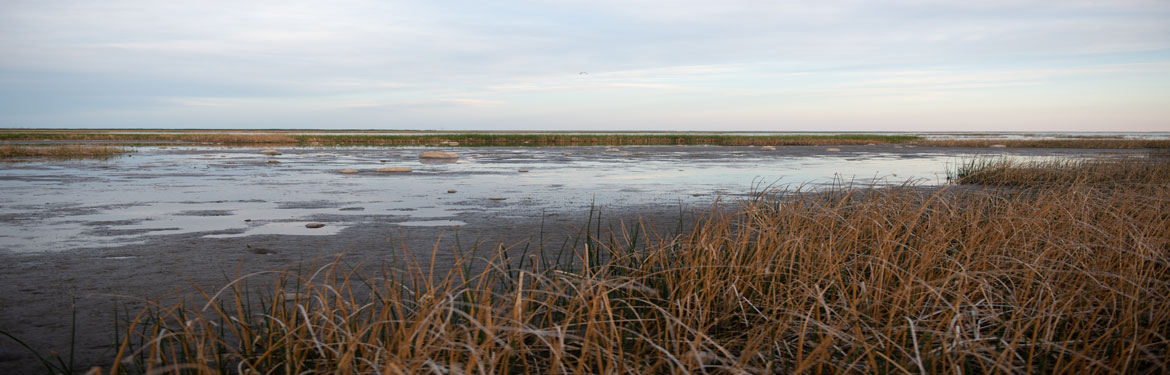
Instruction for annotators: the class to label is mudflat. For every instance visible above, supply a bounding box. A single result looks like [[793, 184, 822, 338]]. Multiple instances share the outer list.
[[0, 144, 1145, 372]]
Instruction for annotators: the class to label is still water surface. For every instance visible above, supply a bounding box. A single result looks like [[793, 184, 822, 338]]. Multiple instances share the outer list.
[[0, 145, 1135, 253]]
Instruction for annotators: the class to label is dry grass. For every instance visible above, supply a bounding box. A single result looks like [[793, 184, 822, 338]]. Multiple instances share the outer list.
[[294, 134, 917, 147], [0, 132, 296, 144], [0, 145, 130, 159], [5, 131, 1170, 149], [914, 138, 1170, 149], [91, 158, 1170, 374], [950, 156, 1170, 186], [0, 131, 916, 146]]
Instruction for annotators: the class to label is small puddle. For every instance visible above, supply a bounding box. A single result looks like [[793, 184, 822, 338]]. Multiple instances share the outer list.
[[204, 222, 348, 238], [395, 220, 466, 227]]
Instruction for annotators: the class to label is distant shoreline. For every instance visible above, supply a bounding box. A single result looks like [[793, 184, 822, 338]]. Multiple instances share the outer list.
[[2, 129, 1169, 149], [3, 128, 1169, 135]]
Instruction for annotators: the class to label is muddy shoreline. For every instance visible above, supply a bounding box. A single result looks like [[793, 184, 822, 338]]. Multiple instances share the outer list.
[[0, 202, 701, 373], [0, 145, 1154, 373]]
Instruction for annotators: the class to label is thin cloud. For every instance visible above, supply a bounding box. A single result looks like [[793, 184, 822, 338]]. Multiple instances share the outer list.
[[0, 0, 1167, 130], [606, 83, 681, 89], [165, 98, 235, 107], [341, 98, 503, 110]]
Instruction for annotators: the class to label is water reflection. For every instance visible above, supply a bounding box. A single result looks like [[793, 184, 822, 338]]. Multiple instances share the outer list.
[[0, 145, 1142, 253]]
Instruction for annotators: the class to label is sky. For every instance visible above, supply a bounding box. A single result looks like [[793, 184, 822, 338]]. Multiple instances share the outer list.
[[1, 0, 1168, 131]]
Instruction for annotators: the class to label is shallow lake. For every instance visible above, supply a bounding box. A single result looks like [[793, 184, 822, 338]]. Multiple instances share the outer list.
[[0, 144, 1142, 253]]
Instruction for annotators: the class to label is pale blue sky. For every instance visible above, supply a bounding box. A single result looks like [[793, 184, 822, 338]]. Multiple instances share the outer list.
[[1, 0, 1168, 131]]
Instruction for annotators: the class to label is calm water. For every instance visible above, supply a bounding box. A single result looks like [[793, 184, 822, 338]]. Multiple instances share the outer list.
[[0, 144, 1146, 253]]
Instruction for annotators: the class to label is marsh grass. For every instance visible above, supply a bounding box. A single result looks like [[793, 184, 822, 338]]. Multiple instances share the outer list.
[[6, 131, 1170, 149], [949, 156, 1170, 186], [293, 134, 918, 147], [0, 132, 297, 145], [92, 158, 1170, 374], [0, 132, 916, 147], [0, 145, 130, 160], [915, 138, 1170, 149]]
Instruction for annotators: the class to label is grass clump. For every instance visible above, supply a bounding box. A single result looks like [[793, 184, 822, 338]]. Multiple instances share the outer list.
[[0, 145, 130, 160], [949, 156, 1170, 186], [95, 158, 1170, 374]]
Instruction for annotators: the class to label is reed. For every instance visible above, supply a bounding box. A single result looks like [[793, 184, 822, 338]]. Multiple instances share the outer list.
[[93, 158, 1169, 374], [949, 156, 1170, 186], [0, 145, 130, 159], [915, 138, 1170, 149]]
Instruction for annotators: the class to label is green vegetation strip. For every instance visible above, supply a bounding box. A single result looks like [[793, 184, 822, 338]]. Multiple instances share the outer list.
[[0, 132, 918, 146], [917, 138, 1170, 149], [0, 145, 130, 160], [294, 133, 919, 146], [5, 131, 1168, 148], [0, 132, 298, 144]]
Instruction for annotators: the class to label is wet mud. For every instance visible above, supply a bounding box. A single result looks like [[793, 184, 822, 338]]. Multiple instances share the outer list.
[[0, 144, 1146, 373]]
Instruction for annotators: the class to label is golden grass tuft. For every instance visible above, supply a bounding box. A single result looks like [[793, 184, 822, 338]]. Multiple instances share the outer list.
[[100, 158, 1170, 374], [950, 156, 1170, 187], [0, 145, 130, 159]]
